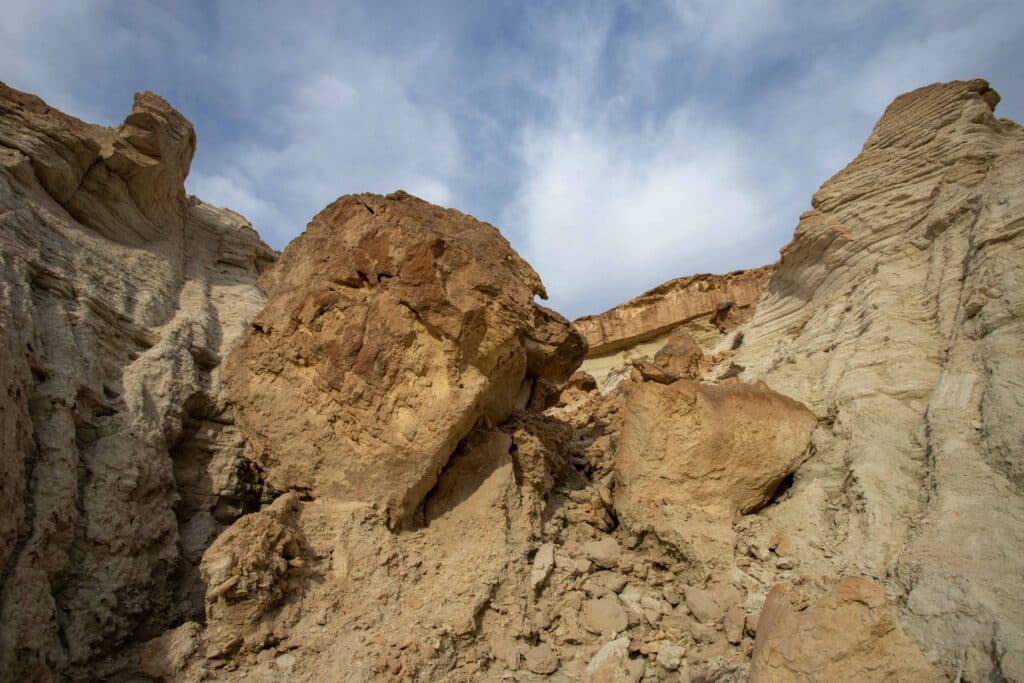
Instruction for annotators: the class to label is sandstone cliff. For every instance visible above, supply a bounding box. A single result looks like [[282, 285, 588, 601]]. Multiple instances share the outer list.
[[2, 77, 1022, 683], [729, 78, 1024, 680], [0, 84, 274, 679]]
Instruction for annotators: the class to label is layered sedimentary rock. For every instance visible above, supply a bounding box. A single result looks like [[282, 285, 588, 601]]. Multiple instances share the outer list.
[[575, 266, 774, 356], [0, 84, 274, 679], [223, 191, 585, 526], [575, 267, 772, 389], [731, 79, 1024, 679]]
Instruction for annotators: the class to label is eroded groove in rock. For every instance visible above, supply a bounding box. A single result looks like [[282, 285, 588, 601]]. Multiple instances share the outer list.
[[0, 82, 275, 680]]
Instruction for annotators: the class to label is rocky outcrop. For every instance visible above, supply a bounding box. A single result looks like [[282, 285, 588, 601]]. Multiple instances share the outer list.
[[222, 191, 586, 527], [615, 379, 816, 522], [575, 268, 771, 390], [4, 75, 1023, 683], [575, 265, 774, 356], [732, 79, 1024, 678], [749, 577, 941, 682], [0, 83, 274, 679]]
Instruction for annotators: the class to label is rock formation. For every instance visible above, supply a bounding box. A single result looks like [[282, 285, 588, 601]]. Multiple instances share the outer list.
[[749, 577, 942, 682], [222, 191, 585, 527], [0, 84, 274, 679], [574, 266, 773, 388], [729, 78, 1024, 680], [615, 379, 816, 522], [1, 77, 1021, 682]]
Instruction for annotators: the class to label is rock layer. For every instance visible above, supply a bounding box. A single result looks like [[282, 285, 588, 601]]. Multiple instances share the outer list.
[[575, 265, 773, 356], [223, 191, 585, 526], [733, 79, 1024, 678], [0, 84, 274, 679]]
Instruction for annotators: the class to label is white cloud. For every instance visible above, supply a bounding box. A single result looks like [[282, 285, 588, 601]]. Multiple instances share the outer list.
[[3, 0, 1022, 318]]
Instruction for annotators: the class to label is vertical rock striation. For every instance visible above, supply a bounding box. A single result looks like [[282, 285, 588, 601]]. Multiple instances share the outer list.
[[0, 84, 274, 679], [733, 79, 1024, 679]]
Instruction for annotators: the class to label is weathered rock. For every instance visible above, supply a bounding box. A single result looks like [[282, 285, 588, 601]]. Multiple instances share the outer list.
[[0, 83, 273, 680], [532, 543, 556, 590], [585, 637, 640, 682], [575, 266, 774, 356], [200, 493, 304, 656], [223, 191, 585, 526], [614, 379, 816, 521], [733, 79, 1024, 678], [583, 535, 622, 569], [651, 328, 703, 380], [749, 577, 942, 682], [582, 595, 629, 635], [525, 642, 560, 674], [684, 586, 723, 625]]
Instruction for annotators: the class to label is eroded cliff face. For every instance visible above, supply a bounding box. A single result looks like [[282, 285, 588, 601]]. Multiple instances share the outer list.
[[728, 78, 1024, 680], [2, 77, 1021, 683], [0, 84, 275, 679]]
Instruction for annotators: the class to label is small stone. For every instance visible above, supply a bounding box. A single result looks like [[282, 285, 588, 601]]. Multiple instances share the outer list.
[[724, 605, 745, 644], [531, 543, 555, 590], [583, 536, 621, 569], [582, 596, 629, 635], [684, 587, 723, 624], [586, 637, 634, 680], [594, 571, 628, 593], [748, 543, 771, 562], [774, 556, 797, 570], [662, 587, 681, 605], [574, 558, 593, 575], [656, 641, 685, 671], [525, 643, 559, 674]]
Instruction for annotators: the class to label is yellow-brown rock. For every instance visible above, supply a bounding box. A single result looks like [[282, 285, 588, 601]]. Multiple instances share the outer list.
[[224, 191, 586, 526], [749, 577, 942, 682], [614, 379, 816, 520], [575, 266, 773, 356]]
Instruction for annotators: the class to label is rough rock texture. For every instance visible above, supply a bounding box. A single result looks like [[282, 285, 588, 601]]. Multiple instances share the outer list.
[[0, 83, 274, 679], [728, 78, 1024, 679], [575, 266, 774, 356], [575, 269, 768, 390], [223, 191, 586, 526], [6, 76, 1024, 683], [615, 379, 817, 521], [749, 577, 941, 682]]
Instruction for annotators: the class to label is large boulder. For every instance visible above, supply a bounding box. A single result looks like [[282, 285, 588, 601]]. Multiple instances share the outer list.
[[614, 379, 816, 521], [224, 191, 585, 526], [749, 577, 942, 682]]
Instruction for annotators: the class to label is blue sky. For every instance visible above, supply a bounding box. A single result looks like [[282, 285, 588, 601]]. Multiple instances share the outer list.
[[4, 1, 1023, 317]]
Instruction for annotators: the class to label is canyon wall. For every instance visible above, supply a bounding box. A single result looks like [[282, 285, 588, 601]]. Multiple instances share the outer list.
[[0, 84, 274, 679], [1, 77, 1021, 682], [730, 78, 1024, 679]]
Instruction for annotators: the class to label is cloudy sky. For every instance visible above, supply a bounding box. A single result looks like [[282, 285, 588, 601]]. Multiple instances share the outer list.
[[4, 1, 1023, 317]]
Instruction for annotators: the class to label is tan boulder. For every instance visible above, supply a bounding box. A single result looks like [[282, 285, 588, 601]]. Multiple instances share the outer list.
[[200, 493, 305, 656], [749, 577, 942, 682], [651, 328, 703, 380], [223, 191, 585, 526], [614, 379, 816, 521]]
